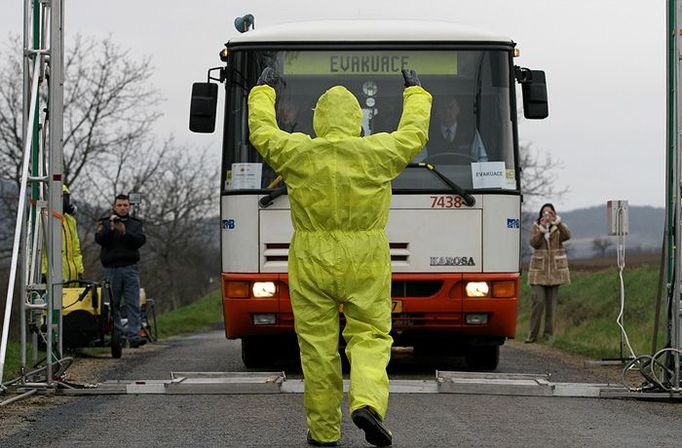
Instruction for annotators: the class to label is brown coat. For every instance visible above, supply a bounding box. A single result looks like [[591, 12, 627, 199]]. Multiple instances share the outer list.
[[528, 217, 571, 286]]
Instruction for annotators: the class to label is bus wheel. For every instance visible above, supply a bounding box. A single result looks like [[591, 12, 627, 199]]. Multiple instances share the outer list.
[[465, 345, 499, 371], [241, 336, 273, 368]]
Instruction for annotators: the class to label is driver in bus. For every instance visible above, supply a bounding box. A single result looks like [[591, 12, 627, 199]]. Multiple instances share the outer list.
[[248, 67, 431, 447], [421, 96, 488, 163]]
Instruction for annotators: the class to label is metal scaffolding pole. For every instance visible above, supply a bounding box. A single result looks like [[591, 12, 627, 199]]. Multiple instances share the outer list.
[[46, 0, 65, 382], [0, 0, 65, 390], [666, 0, 682, 391]]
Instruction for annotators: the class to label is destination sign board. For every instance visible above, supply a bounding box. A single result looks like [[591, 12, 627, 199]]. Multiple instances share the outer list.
[[283, 51, 457, 75]]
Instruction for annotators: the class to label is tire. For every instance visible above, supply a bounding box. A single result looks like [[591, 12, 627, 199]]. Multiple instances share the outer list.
[[465, 345, 499, 371], [111, 326, 123, 359], [241, 336, 272, 368]]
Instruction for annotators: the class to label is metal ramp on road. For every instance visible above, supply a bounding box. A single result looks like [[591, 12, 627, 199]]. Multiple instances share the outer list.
[[49, 370, 681, 400], [58, 372, 285, 396], [437, 371, 680, 400], [437, 371, 555, 396]]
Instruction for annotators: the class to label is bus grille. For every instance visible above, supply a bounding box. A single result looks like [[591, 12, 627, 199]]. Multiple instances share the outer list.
[[389, 242, 409, 263], [264, 241, 411, 264], [264, 243, 289, 263]]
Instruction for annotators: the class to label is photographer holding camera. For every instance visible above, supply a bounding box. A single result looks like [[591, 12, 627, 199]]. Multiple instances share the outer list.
[[525, 203, 571, 344], [95, 194, 147, 348]]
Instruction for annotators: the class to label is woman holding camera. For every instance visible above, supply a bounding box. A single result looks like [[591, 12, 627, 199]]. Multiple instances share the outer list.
[[526, 203, 571, 343]]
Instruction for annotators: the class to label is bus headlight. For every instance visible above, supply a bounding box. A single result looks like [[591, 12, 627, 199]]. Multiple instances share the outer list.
[[465, 282, 490, 297], [252, 282, 276, 298]]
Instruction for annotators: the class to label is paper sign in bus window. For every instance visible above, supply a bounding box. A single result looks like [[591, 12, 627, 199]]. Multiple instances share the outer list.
[[471, 162, 507, 189], [505, 168, 516, 189], [229, 163, 262, 190]]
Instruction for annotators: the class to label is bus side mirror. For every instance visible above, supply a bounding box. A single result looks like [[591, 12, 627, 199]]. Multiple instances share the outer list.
[[518, 69, 548, 119], [189, 82, 218, 133]]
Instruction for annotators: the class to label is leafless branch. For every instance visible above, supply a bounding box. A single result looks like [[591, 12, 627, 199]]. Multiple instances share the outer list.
[[519, 142, 569, 209]]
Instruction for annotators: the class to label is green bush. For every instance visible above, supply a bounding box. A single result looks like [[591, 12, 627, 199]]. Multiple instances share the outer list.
[[155, 288, 223, 339]]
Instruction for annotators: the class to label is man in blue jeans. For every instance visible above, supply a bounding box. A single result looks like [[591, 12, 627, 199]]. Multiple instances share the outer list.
[[95, 194, 147, 348]]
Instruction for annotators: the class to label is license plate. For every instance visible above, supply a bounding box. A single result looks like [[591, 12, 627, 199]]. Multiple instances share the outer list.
[[392, 300, 403, 313]]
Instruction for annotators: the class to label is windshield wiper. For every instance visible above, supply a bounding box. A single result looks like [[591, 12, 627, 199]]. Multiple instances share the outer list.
[[259, 187, 287, 207], [406, 163, 476, 206], [259, 175, 287, 208], [260, 165, 476, 208]]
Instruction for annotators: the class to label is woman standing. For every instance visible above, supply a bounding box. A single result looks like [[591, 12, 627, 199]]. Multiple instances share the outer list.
[[526, 203, 571, 343]]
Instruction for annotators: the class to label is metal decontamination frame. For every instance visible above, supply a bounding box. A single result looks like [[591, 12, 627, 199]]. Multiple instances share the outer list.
[[661, 0, 682, 392], [0, 0, 65, 390]]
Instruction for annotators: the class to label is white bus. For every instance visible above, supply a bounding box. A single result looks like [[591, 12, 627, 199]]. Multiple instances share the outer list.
[[189, 18, 548, 370]]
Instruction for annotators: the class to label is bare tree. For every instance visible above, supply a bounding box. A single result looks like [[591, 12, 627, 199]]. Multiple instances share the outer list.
[[592, 237, 613, 257], [62, 35, 162, 186], [135, 146, 219, 310], [0, 34, 161, 188], [519, 142, 568, 208], [77, 139, 220, 312], [0, 34, 162, 265], [1, 35, 219, 313], [0, 37, 24, 187]]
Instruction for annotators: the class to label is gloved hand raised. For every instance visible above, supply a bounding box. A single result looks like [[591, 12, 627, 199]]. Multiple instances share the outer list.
[[401, 68, 421, 87], [256, 67, 279, 87]]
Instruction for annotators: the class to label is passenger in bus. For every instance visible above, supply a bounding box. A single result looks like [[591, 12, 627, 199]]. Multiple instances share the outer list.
[[422, 96, 488, 163], [276, 96, 300, 132], [248, 67, 431, 447], [526, 203, 571, 343]]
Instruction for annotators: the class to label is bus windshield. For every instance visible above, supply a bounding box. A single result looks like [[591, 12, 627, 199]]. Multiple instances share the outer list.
[[222, 48, 516, 193]]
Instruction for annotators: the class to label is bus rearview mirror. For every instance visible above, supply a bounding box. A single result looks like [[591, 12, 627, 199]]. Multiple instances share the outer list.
[[189, 82, 218, 133], [521, 70, 548, 120]]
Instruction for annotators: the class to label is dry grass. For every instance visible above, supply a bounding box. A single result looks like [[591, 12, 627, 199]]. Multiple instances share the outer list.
[[523, 252, 661, 274]]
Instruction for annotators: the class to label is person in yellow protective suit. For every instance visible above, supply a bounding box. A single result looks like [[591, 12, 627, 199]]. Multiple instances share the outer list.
[[41, 184, 84, 283], [248, 68, 431, 447]]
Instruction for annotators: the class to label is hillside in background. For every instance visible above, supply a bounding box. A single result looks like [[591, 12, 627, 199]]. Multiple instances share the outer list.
[[559, 205, 664, 259]]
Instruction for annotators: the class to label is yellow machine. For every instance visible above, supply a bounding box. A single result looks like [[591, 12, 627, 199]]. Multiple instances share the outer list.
[[59, 281, 157, 358], [61, 281, 122, 358]]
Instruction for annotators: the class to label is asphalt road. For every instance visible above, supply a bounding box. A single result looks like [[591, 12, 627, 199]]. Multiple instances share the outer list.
[[1, 331, 681, 447]]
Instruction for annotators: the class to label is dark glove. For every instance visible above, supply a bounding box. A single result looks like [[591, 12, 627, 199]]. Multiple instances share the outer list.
[[402, 69, 421, 87], [256, 67, 278, 87]]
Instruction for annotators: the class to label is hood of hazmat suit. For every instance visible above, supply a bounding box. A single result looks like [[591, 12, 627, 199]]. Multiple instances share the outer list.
[[249, 82, 431, 443]]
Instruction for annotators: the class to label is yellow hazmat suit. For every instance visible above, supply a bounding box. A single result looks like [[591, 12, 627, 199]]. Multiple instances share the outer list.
[[41, 211, 84, 282], [249, 83, 431, 443]]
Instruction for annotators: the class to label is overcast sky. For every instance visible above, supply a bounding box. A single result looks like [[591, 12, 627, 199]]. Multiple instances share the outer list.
[[1, 0, 666, 212]]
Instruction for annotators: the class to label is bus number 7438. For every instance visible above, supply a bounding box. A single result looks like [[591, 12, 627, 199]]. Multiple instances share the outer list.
[[430, 195, 462, 208]]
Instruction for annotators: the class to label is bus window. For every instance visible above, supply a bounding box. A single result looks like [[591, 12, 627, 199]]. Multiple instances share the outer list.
[[222, 48, 515, 193]]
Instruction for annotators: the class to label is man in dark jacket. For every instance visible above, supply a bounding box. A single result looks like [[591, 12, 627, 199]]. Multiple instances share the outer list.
[[425, 96, 488, 163], [95, 194, 147, 348]]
